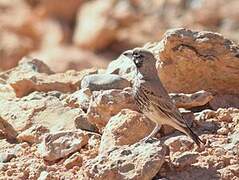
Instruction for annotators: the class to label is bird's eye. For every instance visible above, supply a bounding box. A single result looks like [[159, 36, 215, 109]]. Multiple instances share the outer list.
[[133, 51, 141, 58]]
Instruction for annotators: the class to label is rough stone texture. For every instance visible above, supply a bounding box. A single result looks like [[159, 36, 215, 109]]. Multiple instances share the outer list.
[[38, 130, 89, 161], [64, 88, 92, 111], [81, 74, 130, 91], [86, 88, 137, 131], [17, 125, 49, 144], [0, 151, 16, 163], [164, 135, 195, 153], [74, 114, 98, 133], [148, 28, 239, 95], [0, 116, 18, 142], [0, 83, 16, 99], [0, 91, 84, 132], [1, 57, 97, 97], [82, 140, 166, 180], [170, 90, 213, 109], [100, 109, 155, 153], [106, 54, 137, 82], [63, 152, 83, 169]]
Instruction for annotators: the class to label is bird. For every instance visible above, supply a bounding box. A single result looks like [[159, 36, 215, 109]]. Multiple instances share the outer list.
[[122, 48, 203, 147]]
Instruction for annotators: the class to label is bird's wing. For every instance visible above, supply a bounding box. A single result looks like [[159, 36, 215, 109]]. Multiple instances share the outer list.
[[141, 83, 188, 127]]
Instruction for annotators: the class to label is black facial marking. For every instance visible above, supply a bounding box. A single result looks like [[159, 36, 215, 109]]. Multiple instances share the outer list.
[[133, 51, 144, 68]]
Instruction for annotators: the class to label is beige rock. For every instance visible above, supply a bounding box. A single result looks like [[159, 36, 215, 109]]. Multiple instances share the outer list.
[[86, 88, 137, 131], [82, 140, 166, 180], [0, 116, 18, 142], [164, 135, 194, 153], [0, 151, 16, 163], [37, 171, 51, 180], [81, 74, 130, 91], [74, 114, 98, 133], [106, 53, 137, 82], [73, 0, 117, 50], [17, 125, 49, 144], [1, 57, 97, 97], [215, 108, 234, 122], [219, 164, 239, 180], [38, 130, 89, 161], [171, 151, 199, 169], [64, 152, 83, 169], [0, 91, 84, 132], [64, 88, 92, 111], [30, 45, 107, 73], [170, 90, 213, 109], [148, 28, 239, 95], [100, 109, 155, 153], [0, 83, 15, 99]]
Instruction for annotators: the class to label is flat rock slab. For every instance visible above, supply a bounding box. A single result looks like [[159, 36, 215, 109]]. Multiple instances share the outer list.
[[38, 130, 89, 161], [81, 74, 130, 91], [82, 140, 166, 180]]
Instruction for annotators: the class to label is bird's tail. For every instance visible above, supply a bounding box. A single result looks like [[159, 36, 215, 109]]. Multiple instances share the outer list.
[[185, 125, 204, 147]]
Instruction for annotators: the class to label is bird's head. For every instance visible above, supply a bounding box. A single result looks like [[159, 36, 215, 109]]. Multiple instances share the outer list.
[[123, 48, 158, 79]]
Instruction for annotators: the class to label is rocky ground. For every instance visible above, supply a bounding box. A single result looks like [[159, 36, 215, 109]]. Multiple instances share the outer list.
[[1, 0, 239, 179], [0, 28, 239, 180]]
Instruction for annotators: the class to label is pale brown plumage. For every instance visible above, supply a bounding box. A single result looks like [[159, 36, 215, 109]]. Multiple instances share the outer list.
[[123, 48, 203, 147]]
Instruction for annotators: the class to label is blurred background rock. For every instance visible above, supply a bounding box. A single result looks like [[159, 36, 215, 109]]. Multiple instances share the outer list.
[[0, 0, 238, 72]]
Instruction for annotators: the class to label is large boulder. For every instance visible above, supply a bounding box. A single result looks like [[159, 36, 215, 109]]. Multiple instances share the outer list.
[[147, 28, 239, 95]]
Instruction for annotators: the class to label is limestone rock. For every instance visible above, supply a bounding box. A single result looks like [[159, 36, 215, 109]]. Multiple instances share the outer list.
[[81, 74, 130, 91], [223, 130, 239, 155], [38, 130, 89, 161], [148, 28, 239, 95], [106, 54, 137, 82], [0, 84, 16, 99], [82, 140, 166, 180], [64, 88, 92, 111], [100, 109, 155, 153], [164, 135, 195, 153], [0, 116, 18, 142], [1, 57, 97, 97], [64, 152, 83, 169], [86, 88, 137, 131], [0, 91, 84, 132], [17, 125, 49, 144], [170, 90, 213, 109], [0, 151, 16, 163], [74, 114, 98, 133], [37, 171, 51, 180]]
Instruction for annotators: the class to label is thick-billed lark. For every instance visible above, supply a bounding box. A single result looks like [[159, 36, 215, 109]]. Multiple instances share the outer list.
[[123, 48, 203, 147]]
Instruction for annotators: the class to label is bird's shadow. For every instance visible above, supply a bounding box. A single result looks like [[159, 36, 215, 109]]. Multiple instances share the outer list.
[[153, 165, 220, 180]]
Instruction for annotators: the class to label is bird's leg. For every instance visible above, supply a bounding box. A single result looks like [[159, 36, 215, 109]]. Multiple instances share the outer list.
[[142, 124, 161, 142]]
